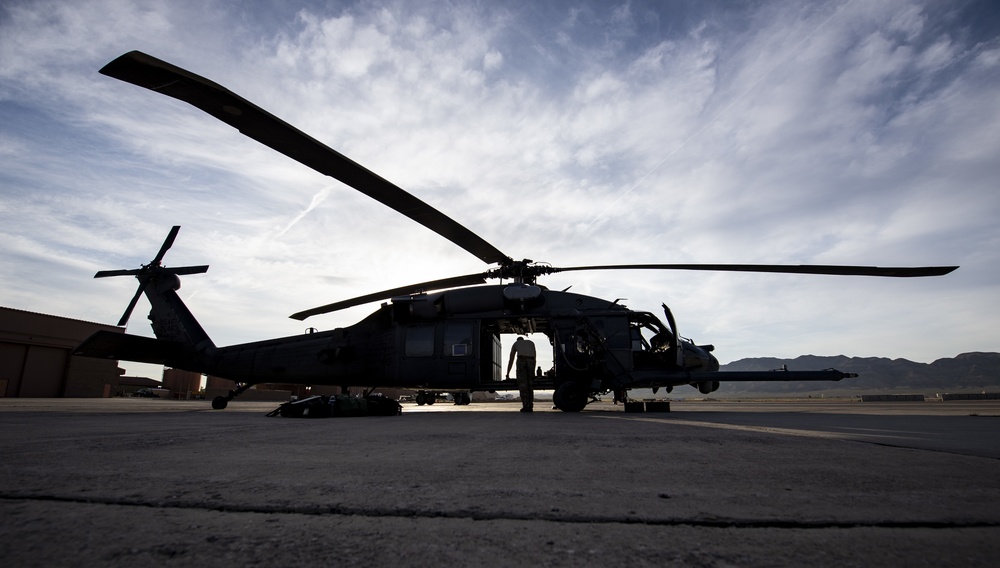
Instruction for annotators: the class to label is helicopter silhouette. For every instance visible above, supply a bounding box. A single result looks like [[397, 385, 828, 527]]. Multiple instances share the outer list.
[[75, 51, 957, 411]]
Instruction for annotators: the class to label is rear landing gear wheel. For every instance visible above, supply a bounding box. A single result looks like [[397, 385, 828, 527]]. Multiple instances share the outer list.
[[211, 384, 252, 410], [553, 382, 588, 412]]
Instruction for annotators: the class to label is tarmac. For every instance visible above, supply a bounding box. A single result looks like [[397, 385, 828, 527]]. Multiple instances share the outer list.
[[1, 397, 998, 567]]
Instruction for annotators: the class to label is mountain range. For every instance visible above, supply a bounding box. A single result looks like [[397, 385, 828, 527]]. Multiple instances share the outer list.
[[716, 352, 1000, 395]]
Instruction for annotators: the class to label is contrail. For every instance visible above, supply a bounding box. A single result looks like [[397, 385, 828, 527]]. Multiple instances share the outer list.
[[275, 186, 333, 238]]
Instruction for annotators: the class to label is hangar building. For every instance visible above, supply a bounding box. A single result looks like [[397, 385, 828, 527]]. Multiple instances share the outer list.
[[1, 306, 123, 397]]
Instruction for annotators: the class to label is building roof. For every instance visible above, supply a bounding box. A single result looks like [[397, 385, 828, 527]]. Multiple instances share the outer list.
[[1, 306, 118, 329], [1, 305, 123, 348]]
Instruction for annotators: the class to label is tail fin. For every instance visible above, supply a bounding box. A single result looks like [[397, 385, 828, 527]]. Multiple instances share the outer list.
[[92, 226, 215, 352]]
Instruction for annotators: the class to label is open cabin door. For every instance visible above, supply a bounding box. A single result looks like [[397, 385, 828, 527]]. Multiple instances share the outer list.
[[482, 330, 502, 383]]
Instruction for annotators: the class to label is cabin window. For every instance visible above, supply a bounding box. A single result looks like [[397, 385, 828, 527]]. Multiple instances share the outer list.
[[443, 323, 473, 357], [405, 325, 435, 357], [631, 326, 646, 351]]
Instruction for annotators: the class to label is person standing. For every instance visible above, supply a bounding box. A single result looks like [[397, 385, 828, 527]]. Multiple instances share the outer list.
[[506, 336, 536, 412]]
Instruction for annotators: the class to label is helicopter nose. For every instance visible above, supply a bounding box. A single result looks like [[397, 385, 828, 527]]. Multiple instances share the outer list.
[[683, 343, 720, 372]]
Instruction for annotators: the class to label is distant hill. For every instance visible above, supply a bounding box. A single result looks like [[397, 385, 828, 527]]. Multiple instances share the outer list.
[[716, 352, 1000, 395]]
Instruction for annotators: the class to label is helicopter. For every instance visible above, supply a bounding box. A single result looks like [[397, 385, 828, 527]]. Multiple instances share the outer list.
[[74, 51, 958, 412]]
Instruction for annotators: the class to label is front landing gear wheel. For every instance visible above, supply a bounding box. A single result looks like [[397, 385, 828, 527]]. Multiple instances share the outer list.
[[553, 382, 588, 412], [212, 396, 229, 410]]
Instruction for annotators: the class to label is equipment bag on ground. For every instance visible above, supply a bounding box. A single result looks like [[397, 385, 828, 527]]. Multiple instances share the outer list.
[[266, 394, 401, 417]]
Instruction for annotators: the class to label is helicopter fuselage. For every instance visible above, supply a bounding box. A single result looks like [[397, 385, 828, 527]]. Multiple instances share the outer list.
[[201, 283, 714, 389]]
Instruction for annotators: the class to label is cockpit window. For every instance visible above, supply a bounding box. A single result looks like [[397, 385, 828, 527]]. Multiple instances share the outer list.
[[630, 312, 672, 352]]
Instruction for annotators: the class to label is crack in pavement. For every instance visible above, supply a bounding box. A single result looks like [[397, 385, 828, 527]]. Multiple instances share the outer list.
[[2, 493, 996, 530]]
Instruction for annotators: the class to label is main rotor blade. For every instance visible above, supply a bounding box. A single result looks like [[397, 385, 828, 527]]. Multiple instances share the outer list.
[[290, 273, 488, 320], [549, 264, 959, 277], [152, 225, 180, 265], [101, 51, 510, 267]]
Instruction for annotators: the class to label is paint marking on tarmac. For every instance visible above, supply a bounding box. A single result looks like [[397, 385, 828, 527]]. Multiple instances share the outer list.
[[602, 415, 914, 442]]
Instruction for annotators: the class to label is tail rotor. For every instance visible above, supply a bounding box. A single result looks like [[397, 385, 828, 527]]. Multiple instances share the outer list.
[[94, 226, 208, 326]]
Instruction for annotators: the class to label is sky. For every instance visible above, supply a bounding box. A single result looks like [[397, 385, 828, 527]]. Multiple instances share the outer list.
[[1, 0, 998, 380]]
